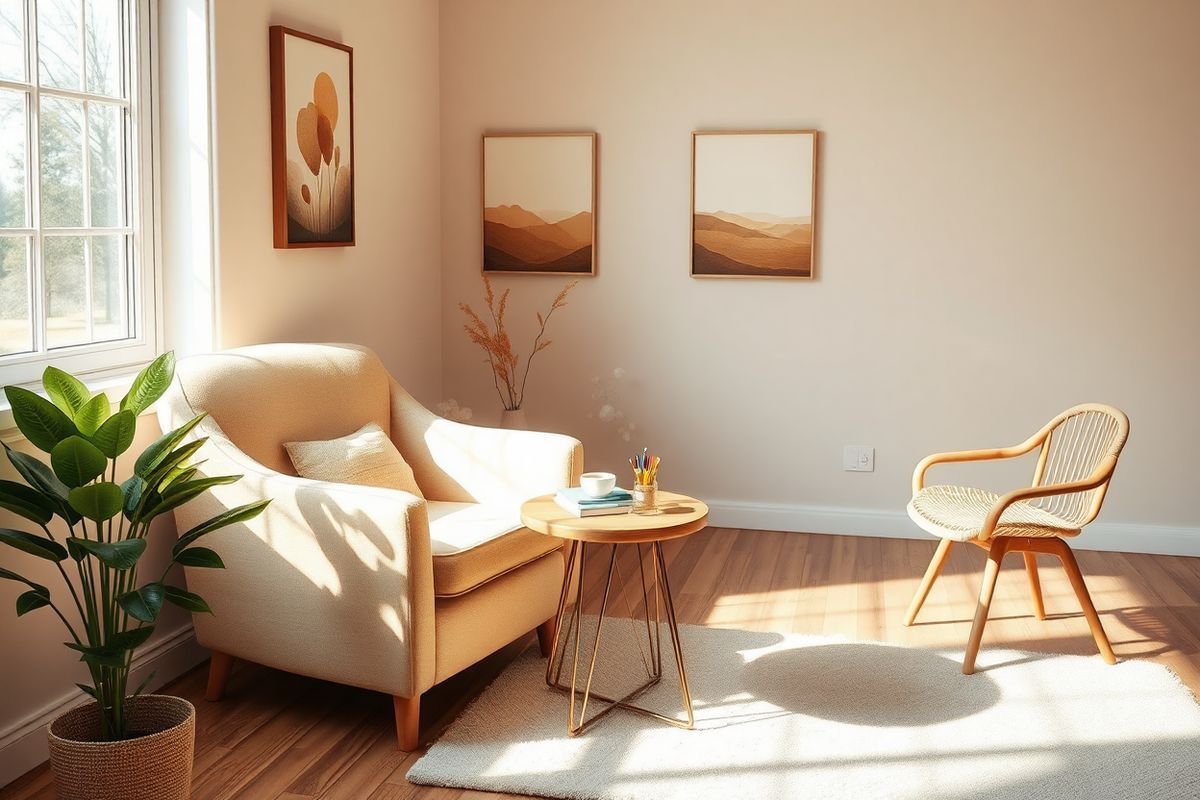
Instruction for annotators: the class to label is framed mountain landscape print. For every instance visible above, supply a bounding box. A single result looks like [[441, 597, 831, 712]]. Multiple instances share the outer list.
[[270, 26, 355, 248], [482, 133, 597, 275], [691, 131, 818, 279]]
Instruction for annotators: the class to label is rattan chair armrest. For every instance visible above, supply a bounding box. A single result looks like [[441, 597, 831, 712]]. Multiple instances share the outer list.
[[912, 435, 1045, 494], [977, 456, 1118, 540]]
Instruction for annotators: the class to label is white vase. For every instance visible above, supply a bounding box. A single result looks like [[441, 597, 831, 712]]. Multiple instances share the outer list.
[[499, 409, 528, 430]]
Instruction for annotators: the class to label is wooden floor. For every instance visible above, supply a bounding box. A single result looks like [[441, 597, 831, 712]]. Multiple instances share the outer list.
[[5, 527, 1200, 799]]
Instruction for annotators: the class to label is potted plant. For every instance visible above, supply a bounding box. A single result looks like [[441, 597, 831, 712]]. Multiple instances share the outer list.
[[458, 276, 578, 429], [0, 353, 267, 800]]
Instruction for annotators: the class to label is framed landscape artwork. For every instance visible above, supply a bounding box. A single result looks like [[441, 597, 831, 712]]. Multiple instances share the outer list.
[[691, 131, 818, 279], [270, 26, 355, 248], [482, 133, 596, 275]]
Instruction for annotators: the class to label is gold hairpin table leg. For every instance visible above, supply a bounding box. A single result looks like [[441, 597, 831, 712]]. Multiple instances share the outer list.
[[546, 539, 694, 736]]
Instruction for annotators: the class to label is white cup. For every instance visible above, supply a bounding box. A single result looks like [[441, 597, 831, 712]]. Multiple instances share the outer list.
[[579, 471, 617, 498]]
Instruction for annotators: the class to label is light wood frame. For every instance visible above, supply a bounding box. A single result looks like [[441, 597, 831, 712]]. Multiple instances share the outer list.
[[481, 132, 598, 276], [690, 130, 819, 280], [269, 26, 356, 249], [903, 403, 1130, 675]]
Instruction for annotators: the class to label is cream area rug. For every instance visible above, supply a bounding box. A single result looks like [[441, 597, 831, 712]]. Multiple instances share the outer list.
[[408, 618, 1200, 800]]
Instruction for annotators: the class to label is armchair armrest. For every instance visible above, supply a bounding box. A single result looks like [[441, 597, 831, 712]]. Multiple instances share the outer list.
[[389, 380, 583, 505], [977, 456, 1118, 541], [163, 411, 437, 698], [912, 434, 1046, 495]]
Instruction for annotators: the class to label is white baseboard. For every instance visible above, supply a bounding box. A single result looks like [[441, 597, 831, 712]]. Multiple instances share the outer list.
[[0, 623, 206, 789], [706, 499, 1200, 558]]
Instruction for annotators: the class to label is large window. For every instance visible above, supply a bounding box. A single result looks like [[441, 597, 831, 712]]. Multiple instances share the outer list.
[[0, 0, 155, 385]]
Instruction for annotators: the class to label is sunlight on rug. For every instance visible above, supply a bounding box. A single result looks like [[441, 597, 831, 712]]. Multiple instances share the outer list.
[[408, 618, 1200, 800]]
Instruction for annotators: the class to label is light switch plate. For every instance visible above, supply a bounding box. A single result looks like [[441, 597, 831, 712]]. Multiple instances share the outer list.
[[843, 445, 875, 472]]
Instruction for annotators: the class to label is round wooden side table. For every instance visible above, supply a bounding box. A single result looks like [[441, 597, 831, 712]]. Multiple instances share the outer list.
[[520, 491, 709, 736]]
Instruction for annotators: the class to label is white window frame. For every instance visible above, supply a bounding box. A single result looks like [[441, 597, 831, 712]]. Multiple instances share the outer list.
[[0, 0, 160, 388]]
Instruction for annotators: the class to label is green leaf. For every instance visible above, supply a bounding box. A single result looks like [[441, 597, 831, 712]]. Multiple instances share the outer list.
[[0, 480, 55, 525], [118, 583, 164, 623], [67, 482, 125, 522], [160, 466, 198, 491], [42, 367, 90, 416], [141, 475, 238, 522], [121, 475, 146, 518], [108, 626, 154, 651], [16, 588, 51, 616], [0, 529, 68, 561], [73, 393, 111, 437], [143, 439, 206, 491], [174, 546, 224, 569], [90, 410, 137, 459], [50, 436, 108, 488], [0, 566, 46, 592], [120, 352, 176, 416], [174, 499, 270, 554], [135, 413, 206, 478], [0, 569, 50, 621], [4, 444, 70, 501], [163, 585, 212, 614], [76, 683, 99, 700], [66, 537, 146, 570], [65, 642, 126, 669], [3, 386, 78, 452]]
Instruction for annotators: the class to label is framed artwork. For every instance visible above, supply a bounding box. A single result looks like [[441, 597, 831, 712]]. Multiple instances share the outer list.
[[691, 130, 818, 279], [269, 26, 355, 248], [482, 133, 597, 275]]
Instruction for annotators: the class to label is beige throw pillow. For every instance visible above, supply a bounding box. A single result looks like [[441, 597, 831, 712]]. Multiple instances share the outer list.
[[285, 422, 424, 498]]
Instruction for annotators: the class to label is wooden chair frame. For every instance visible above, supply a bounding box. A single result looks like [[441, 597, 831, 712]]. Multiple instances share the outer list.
[[903, 404, 1129, 674]]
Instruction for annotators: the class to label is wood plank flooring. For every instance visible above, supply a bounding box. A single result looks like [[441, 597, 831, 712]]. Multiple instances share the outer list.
[[5, 527, 1200, 799]]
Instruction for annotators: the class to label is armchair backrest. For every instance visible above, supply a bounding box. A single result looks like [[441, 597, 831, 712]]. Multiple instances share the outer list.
[[171, 343, 393, 475], [1030, 403, 1130, 527]]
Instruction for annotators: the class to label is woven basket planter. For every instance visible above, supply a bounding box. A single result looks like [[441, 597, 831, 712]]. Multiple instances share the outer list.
[[47, 695, 195, 800]]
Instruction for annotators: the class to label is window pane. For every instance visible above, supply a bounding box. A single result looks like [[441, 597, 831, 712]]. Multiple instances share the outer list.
[[0, 236, 31, 354], [40, 95, 84, 227], [0, 0, 24, 82], [0, 89, 26, 228], [85, 0, 121, 97], [88, 102, 123, 226], [38, 0, 82, 90], [44, 235, 86, 348], [90, 234, 127, 342]]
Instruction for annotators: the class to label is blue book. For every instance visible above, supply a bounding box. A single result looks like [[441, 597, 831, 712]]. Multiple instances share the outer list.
[[554, 495, 632, 518], [556, 487, 632, 506]]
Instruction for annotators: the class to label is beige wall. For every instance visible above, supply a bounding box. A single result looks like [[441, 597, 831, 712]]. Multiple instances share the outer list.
[[213, 0, 443, 401], [439, 0, 1200, 533]]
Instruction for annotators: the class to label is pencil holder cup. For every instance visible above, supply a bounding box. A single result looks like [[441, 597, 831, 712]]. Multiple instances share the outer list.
[[632, 481, 658, 515]]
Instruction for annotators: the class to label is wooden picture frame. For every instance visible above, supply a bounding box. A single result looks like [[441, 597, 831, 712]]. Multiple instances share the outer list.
[[481, 132, 597, 275], [691, 130, 818, 279], [270, 26, 355, 249]]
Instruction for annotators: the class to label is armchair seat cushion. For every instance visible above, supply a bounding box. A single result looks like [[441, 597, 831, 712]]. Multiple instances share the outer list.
[[908, 485, 1081, 542], [427, 502, 561, 596]]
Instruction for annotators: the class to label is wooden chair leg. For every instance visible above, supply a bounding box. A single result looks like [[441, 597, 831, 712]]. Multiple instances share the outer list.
[[1053, 540, 1117, 664], [1023, 552, 1047, 620], [393, 695, 421, 751], [904, 538, 954, 626], [963, 538, 1008, 675], [205, 651, 234, 702], [536, 616, 556, 658]]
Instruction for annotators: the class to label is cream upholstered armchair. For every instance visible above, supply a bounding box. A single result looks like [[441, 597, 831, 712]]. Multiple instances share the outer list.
[[903, 403, 1130, 674], [156, 343, 582, 749]]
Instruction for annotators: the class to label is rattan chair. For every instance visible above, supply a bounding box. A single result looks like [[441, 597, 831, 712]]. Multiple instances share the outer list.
[[903, 403, 1130, 674]]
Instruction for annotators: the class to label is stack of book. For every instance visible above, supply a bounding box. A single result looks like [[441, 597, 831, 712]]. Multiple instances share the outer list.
[[554, 487, 633, 517]]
